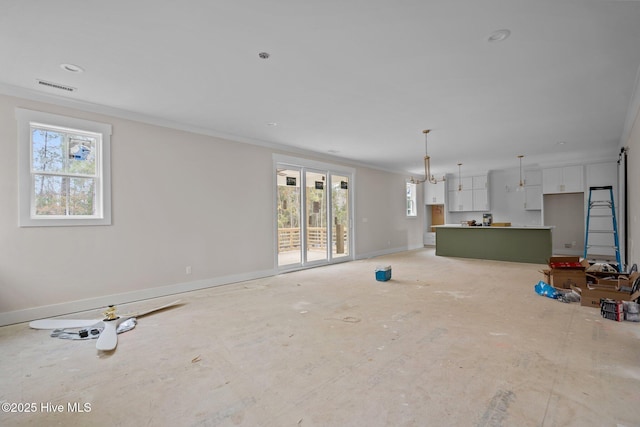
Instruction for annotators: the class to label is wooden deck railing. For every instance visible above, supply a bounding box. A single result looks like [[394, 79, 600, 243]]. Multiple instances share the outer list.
[[278, 227, 347, 252]]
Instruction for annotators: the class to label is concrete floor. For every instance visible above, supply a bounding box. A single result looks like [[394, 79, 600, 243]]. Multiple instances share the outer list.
[[1, 248, 639, 426]]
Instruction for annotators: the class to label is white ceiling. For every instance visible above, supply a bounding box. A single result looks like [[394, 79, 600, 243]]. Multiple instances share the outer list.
[[2, 0, 640, 176]]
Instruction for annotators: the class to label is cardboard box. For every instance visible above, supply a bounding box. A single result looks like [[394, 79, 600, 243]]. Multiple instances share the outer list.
[[573, 272, 640, 308], [546, 256, 590, 289], [548, 256, 590, 269], [587, 271, 633, 288]]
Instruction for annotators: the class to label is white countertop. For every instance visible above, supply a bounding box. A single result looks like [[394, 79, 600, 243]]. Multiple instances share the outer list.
[[434, 224, 554, 230]]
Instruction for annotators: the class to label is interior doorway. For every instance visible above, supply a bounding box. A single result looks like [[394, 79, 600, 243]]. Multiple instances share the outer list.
[[543, 192, 585, 255]]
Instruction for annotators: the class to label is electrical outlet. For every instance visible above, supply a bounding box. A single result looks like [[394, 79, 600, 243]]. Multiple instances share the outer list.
[[186, 266, 192, 275]]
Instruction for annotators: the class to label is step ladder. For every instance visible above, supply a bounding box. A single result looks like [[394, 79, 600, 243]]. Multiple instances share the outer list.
[[583, 186, 622, 271]]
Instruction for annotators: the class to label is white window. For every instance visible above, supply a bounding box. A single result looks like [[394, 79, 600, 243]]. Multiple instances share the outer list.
[[406, 182, 417, 217], [16, 108, 112, 226]]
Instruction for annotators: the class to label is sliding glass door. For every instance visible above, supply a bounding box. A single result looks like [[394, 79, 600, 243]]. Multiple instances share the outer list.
[[276, 168, 302, 266], [276, 158, 353, 270], [305, 170, 328, 264], [331, 174, 350, 260]]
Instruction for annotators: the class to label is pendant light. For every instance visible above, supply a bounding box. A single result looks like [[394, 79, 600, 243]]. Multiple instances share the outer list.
[[410, 130, 446, 184], [517, 155, 525, 192]]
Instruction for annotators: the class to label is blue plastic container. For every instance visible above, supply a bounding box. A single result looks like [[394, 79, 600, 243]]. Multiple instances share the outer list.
[[375, 266, 392, 281]]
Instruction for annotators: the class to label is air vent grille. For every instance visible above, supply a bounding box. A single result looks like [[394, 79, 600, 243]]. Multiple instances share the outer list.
[[37, 79, 76, 92]]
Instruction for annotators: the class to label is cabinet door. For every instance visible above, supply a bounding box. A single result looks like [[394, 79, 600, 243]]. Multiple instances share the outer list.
[[461, 177, 473, 191], [423, 232, 436, 246], [425, 181, 445, 205], [449, 176, 473, 192], [460, 189, 473, 211], [473, 188, 489, 211], [542, 167, 563, 194], [543, 166, 584, 194], [472, 175, 487, 190], [448, 191, 461, 211], [524, 185, 542, 210], [447, 177, 459, 192], [448, 189, 473, 211], [562, 165, 584, 193]]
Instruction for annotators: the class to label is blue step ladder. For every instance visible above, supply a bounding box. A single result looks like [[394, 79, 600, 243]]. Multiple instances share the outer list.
[[583, 186, 622, 271]]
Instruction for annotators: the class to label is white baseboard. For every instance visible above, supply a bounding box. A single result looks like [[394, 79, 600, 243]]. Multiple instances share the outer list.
[[356, 245, 413, 260], [0, 268, 276, 327]]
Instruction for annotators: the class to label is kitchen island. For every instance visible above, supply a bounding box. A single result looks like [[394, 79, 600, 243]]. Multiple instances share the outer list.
[[434, 225, 552, 264]]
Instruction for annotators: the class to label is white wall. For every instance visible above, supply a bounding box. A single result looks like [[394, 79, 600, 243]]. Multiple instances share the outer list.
[[354, 168, 425, 257], [626, 106, 640, 267], [0, 94, 424, 324]]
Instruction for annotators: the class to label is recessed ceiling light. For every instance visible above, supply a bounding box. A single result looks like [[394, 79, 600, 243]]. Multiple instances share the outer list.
[[487, 29, 511, 43], [60, 63, 84, 73], [557, 141, 567, 145], [267, 122, 278, 127]]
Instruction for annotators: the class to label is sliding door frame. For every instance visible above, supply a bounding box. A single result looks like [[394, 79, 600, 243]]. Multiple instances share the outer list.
[[274, 154, 355, 272]]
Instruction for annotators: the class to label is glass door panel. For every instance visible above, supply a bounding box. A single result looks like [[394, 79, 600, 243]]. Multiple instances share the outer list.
[[277, 168, 302, 267], [331, 175, 350, 259], [305, 170, 328, 263]]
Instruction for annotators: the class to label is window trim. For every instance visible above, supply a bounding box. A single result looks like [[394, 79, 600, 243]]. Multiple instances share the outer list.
[[16, 108, 112, 227], [406, 181, 417, 217]]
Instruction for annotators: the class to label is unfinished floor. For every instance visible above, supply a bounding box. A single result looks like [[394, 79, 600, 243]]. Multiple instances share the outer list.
[[1, 248, 639, 427]]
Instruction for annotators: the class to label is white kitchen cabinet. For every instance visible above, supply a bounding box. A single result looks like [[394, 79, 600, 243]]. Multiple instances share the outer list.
[[447, 173, 489, 211], [472, 188, 489, 211], [524, 169, 542, 210], [424, 181, 446, 205], [423, 231, 436, 246], [472, 175, 487, 189], [524, 185, 542, 210], [447, 176, 473, 192], [472, 175, 489, 211], [542, 165, 584, 194], [448, 188, 473, 212]]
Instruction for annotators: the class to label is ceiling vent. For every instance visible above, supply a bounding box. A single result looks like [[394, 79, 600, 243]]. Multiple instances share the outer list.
[[37, 79, 76, 92]]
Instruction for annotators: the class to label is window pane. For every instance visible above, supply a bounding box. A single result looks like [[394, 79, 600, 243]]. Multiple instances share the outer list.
[[406, 182, 417, 216], [69, 178, 96, 215], [32, 128, 97, 176], [34, 175, 66, 215], [68, 137, 96, 175], [277, 169, 302, 267], [32, 129, 65, 173], [331, 175, 349, 258]]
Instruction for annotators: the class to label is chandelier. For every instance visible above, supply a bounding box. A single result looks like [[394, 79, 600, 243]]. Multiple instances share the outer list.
[[411, 130, 446, 184]]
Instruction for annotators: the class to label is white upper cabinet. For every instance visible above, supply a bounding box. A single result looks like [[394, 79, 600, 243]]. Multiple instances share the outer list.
[[542, 165, 584, 194], [448, 188, 473, 212], [448, 174, 489, 211], [472, 175, 490, 211], [424, 181, 446, 205], [447, 176, 473, 192], [524, 169, 542, 210], [472, 175, 487, 189]]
